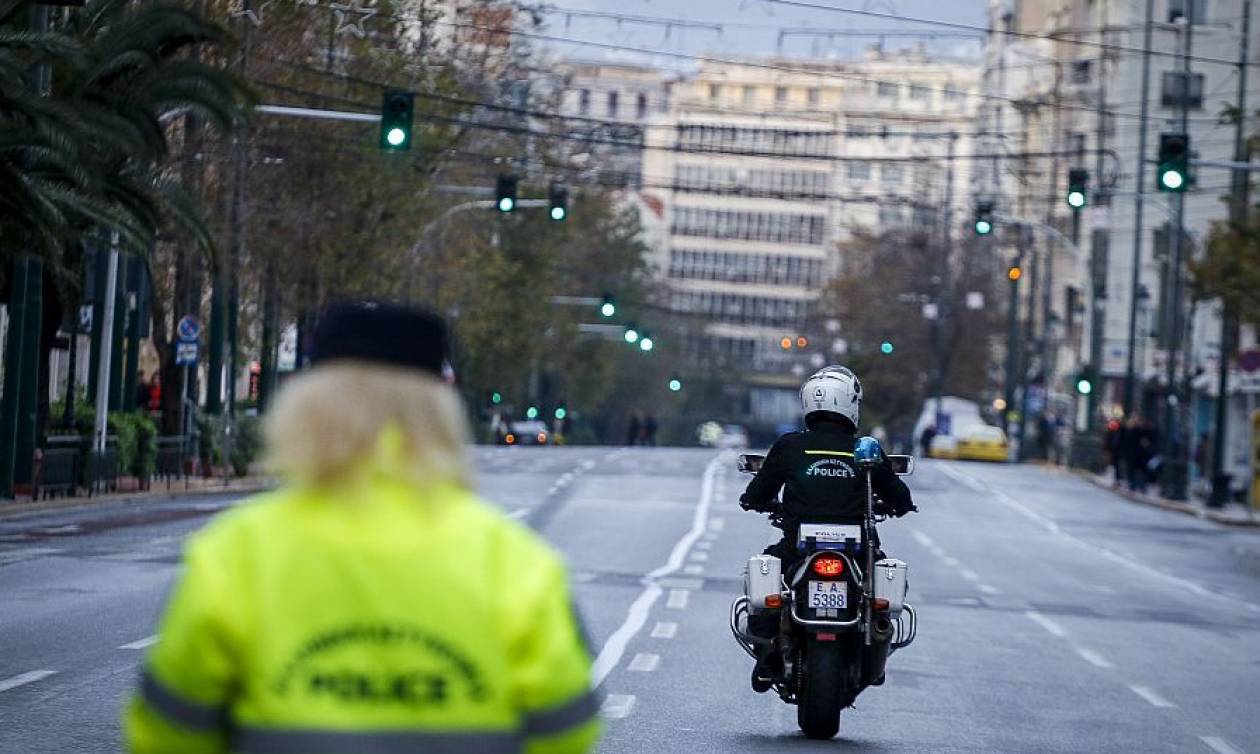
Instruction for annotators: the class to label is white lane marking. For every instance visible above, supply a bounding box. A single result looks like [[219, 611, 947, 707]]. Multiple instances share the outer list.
[[627, 653, 660, 672], [600, 694, 636, 720], [590, 455, 724, 687], [119, 635, 160, 650], [695, 540, 713, 550], [581, 460, 596, 470], [942, 556, 960, 567], [927, 546, 945, 558], [0, 670, 57, 693], [506, 509, 530, 520], [682, 564, 705, 575], [1200, 737, 1244, 754], [1024, 610, 1068, 637], [938, 464, 1260, 613], [978, 584, 1001, 595], [650, 622, 678, 639], [1129, 684, 1176, 709], [667, 589, 690, 609], [959, 568, 979, 581], [702, 531, 719, 542], [1075, 648, 1114, 669], [911, 530, 935, 548], [688, 551, 709, 562], [708, 517, 725, 532]]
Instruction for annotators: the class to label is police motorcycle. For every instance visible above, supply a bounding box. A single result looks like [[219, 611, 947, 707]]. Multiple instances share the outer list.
[[729, 438, 917, 740]]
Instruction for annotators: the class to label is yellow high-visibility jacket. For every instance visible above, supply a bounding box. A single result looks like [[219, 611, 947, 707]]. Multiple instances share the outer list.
[[125, 472, 601, 754]]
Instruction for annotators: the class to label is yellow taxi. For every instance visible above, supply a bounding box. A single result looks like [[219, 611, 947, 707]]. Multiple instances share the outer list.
[[952, 424, 1010, 462]]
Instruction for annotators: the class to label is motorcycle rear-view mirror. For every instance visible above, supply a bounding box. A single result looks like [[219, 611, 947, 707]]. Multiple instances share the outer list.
[[737, 454, 765, 474], [888, 455, 915, 476]]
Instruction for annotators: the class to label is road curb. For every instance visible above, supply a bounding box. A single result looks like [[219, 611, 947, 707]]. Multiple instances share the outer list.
[[1076, 471, 1260, 528], [0, 480, 275, 522]]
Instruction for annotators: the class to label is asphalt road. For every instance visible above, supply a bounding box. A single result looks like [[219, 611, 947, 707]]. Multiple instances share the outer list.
[[2, 447, 1259, 753]]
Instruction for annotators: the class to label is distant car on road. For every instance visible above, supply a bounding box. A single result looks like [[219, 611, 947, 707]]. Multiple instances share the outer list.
[[504, 420, 550, 446], [947, 424, 1010, 462], [697, 422, 750, 449]]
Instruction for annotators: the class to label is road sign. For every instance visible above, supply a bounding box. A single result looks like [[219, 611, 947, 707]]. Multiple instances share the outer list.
[[176, 315, 201, 343], [1239, 349, 1260, 373], [176, 341, 198, 366]]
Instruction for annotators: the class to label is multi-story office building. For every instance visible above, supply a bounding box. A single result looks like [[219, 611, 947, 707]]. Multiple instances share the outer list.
[[639, 48, 982, 427]]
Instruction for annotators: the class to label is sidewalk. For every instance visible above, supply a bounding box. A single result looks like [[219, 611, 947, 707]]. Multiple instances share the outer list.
[[0, 476, 274, 522], [1081, 471, 1259, 528]]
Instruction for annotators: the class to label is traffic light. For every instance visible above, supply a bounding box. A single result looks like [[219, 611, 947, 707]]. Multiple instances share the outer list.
[[624, 323, 639, 344], [1066, 168, 1088, 209], [639, 332, 655, 352], [379, 90, 414, 151], [1156, 133, 1189, 192], [600, 293, 616, 318], [974, 201, 994, 236], [880, 341, 894, 355], [554, 406, 568, 420], [668, 377, 682, 392], [490, 391, 503, 405], [548, 183, 568, 221], [496, 174, 518, 212], [780, 336, 792, 350], [1075, 365, 1096, 395], [1008, 265, 1023, 282], [526, 405, 539, 419]]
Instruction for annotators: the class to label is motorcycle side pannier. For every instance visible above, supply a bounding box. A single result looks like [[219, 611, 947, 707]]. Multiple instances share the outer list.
[[873, 558, 908, 616], [744, 554, 782, 610]]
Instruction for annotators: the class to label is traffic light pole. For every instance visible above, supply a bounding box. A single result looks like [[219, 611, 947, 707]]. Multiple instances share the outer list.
[[1123, 0, 1157, 419], [404, 199, 549, 299]]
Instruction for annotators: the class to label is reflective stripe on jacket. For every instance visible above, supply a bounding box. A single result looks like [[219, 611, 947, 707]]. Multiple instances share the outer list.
[[124, 477, 600, 754]]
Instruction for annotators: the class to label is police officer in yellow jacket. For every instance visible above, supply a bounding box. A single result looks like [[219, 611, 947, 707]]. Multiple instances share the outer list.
[[125, 301, 601, 754]]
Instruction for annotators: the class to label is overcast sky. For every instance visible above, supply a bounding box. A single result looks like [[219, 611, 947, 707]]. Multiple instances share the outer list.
[[531, 0, 988, 68]]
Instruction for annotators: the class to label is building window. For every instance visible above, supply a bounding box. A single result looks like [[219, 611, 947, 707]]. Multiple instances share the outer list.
[[807, 87, 820, 106], [1160, 71, 1204, 108], [743, 85, 757, 107], [775, 86, 788, 104], [877, 81, 899, 98], [1167, 0, 1207, 23], [880, 163, 904, 185], [607, 91, 619, 118], [578, 89, 590, 115], [846, 120, 871, 139], [636, 92, 648, 119], [943, 87, 964, 103], [1071, 60, 1092, 85], [847, 160, 871, 180], [1068, 132, 1086, 159], [709, 83, 721, 101], [908, 85, 930, 101]]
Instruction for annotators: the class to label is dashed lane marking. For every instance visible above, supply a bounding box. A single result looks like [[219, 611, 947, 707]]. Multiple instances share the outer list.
[[1024, 610, 1067, 637], [0, 671, 57, 693], [627, 653, 660, 672], [683, 564, 705, 575], [590, 455, 724, 687], [911, 531, 935, 548], [600, 694, 636, 720], [650, 622, 678, 639], [1128, 685, 1176, 709], [978, 584, 1001, 595], [1200, 737, 1244, 754], [119, 635, 160, 650], [667, 589, 690, 609], [959, 568, 978, 581], [506, 509, 530, 520], [695, 540, 713, 550], [688, 551, 709, 562], [1075, 648, 1114, 669], [942, 556, 960, 567], [708, 517, 725, 532]]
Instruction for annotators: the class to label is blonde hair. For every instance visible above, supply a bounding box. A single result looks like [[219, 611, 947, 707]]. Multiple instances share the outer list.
[[264, 361, 473, 489]]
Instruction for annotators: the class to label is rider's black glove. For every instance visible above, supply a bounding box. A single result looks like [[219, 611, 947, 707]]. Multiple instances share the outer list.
[[740, 497, 770, 513]]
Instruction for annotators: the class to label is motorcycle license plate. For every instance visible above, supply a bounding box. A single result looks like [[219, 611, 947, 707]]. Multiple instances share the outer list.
[[807, 581, 847, 609]]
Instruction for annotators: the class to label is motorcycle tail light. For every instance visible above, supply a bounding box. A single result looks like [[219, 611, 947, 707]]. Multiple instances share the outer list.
[[811, 555, 844, 578], [764, 594, 783, 609], [872, 598, 890, 611]]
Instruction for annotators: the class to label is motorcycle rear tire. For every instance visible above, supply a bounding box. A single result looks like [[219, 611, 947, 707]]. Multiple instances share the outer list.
[[797, 641, 843, 740]]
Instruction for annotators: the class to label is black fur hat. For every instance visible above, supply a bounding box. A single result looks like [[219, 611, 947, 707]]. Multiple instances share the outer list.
[[310, 301, 449, 377]]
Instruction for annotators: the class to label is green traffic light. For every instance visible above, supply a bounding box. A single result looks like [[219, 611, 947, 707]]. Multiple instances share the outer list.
[[1066, 190, 1086, 209], [668, 378, 682, 392], [975, 219, 992, 236], [385, 127, 407, 147], [526, 406, 539, 419], [601, 302, 616, 317], [491, 391, 503, 405], [1076, 378, 1093, 395], [1160, 169, 1185, 191], [550, 206, 566, 221], [624, 328, 639, 344], [639, 337, 654, 352], [498, 197, 515, 212], [554, 407, 567, 420], [880, 341, 894, 355]]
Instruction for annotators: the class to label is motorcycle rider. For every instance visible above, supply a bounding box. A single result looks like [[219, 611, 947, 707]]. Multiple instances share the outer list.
[[739, 365, 916, 688]]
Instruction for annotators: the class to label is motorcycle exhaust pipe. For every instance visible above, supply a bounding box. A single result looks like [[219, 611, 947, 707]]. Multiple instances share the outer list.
[[861, 614, 895, 687]]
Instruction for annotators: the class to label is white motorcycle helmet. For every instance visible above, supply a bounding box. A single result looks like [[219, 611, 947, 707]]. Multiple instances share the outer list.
[[800, 365, 862, 428]]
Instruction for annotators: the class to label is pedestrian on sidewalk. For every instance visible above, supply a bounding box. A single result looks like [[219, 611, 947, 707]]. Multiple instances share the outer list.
[[125, 301, 600, 754]]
